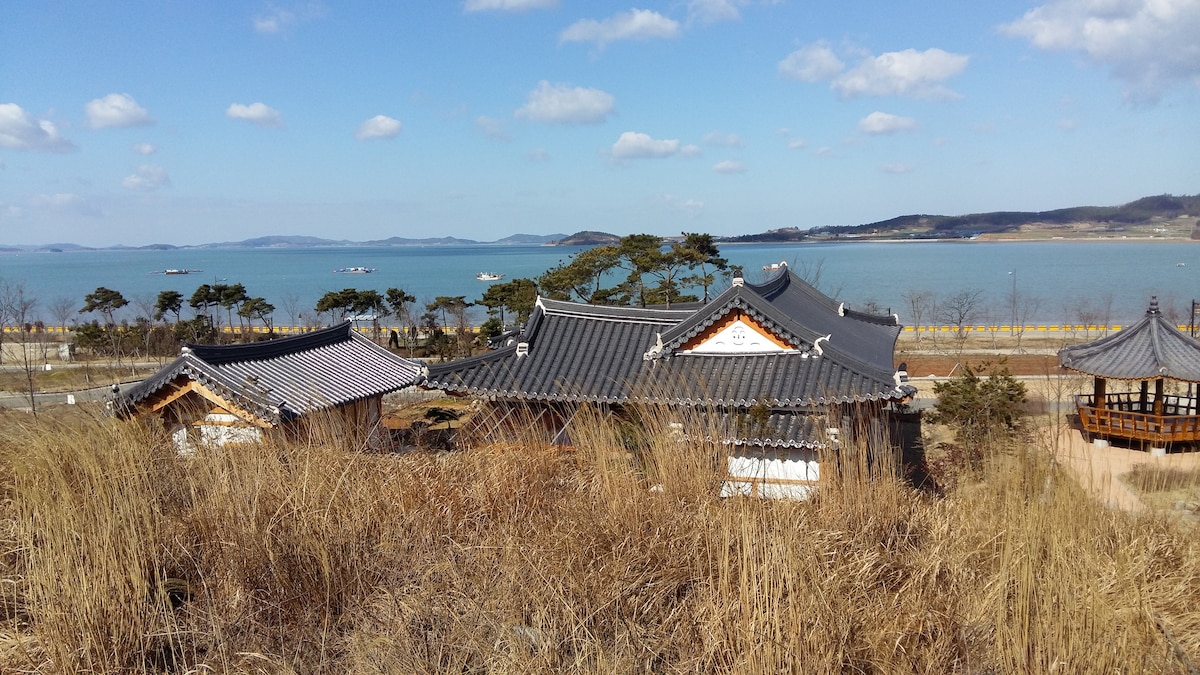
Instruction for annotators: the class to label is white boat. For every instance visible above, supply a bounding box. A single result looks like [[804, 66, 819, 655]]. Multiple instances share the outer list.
[[334, 266, 375, 274], [150, 268, 201, 275], [476, 272, 505, 281]]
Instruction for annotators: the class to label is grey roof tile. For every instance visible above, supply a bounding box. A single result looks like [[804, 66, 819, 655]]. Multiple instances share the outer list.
[[118, 322, 424, 424], [1059, 298, 1200, 382]]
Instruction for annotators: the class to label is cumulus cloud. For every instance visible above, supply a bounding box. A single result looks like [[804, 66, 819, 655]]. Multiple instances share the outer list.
[[30, 192, 101, 217], [881, 163, 913, 174], [778, 43, 844, 82], [122, 164, 171, 191], [475, 115, 510, 140], [786, 137, 809, 150], [1001, 0, 1200, 100], [132, 142, 157, 155], [0, 104, 74, 151], [254, 7, 294, 33], [515, 81, 615, 124], [858, 111, 918, 134], [85, 93, 154, 128], [253, 3, 325, 34], [560, 9, 680, 49], [611, 131, 689, 159], [659, 193, 705, 217], [712, 160, 746, 173], [464, 0, 557, 11], [702, 131, 744, 147], [687, 0, 741, 25], [780, 43, 968, 99], [226, 102, 283, 127], [355, 114, 402, 140]]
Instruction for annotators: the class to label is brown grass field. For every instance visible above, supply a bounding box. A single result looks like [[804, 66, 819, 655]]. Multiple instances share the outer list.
[[1, 397, 1199, 673]]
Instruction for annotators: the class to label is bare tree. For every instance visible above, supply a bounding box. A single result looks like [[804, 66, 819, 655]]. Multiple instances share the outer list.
[[279, 292, 301, 333], [937, 289, 984, 352], [2, 283, 40, 415], [902, 289, 935, 345]]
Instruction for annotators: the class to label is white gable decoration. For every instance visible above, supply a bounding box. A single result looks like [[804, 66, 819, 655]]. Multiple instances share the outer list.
[[686, 318, 792, 354]]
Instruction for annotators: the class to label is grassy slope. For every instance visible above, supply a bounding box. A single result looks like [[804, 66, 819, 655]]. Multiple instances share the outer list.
[[2, 405, 1199, 673]]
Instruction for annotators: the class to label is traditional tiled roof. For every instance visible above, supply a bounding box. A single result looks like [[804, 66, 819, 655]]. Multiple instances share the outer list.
[[425, 268, 911, 409], [1058, 297, 1200, 382], [117, 322, 425, 424]]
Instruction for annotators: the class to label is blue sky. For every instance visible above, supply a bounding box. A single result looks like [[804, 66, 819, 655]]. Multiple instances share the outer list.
[[2, 0, 1197, 247]]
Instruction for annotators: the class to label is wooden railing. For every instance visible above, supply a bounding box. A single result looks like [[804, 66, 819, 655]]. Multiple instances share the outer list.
[[1075, 393, 1200, 444]]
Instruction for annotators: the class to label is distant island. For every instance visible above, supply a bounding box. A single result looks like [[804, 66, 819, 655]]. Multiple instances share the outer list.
[[2, 193, 1195, 252]]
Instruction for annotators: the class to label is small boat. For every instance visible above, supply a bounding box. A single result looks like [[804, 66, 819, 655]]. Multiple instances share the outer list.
[[762, 261, 788, 271], [334, 266, 376, 274], [476, 272, 505, 281], [150, 268, 202, 275]]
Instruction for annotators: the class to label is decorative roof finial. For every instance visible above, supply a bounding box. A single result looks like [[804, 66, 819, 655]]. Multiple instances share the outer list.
[[1149, 296, 1160, 314]]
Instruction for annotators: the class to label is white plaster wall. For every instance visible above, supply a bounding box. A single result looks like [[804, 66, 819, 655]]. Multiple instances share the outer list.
[[689, 319, 790, 354], [721, 448, 820, 499]]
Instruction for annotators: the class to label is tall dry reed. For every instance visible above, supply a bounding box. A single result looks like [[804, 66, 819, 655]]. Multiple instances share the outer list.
[[1, 402, 1198, 672]]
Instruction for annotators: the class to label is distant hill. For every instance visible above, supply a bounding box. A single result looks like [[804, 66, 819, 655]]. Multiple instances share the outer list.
[[494, 233, 569, 245], [801, 193, 1200, 241], [549, 231, 621, 246]]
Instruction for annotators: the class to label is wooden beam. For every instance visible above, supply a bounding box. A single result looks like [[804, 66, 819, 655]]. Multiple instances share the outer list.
[[145, 380, 274, 428]]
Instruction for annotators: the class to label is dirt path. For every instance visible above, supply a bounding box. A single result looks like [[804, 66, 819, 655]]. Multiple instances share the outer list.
[[1048, 426, 1200, 512]]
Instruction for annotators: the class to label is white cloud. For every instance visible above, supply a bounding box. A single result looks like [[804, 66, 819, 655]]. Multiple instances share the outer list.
[[659, 193, 705, 217], [858, 111, 918, 134], [475, 115, 510, 140], [515, 81, 615, 124], [355, 114, 402, 140], [712, 160, 746, 173], [702, 131, 744, 147], [253, 6, 296, 33], [611, 131, 684, 159], [560, 9, 680, 49], [464, 0, 557, 11], [1001, 0, 1200, 100], [226, 102, 283, 127], [778, 43, 844, 82], [687, 0, 740, 25], [1057, 118, 1078, 131], [85, 93, 153, 129], [833, 49, 968, 99], [132, 142, 156, 155], [814, 146, 834, 158], [881, 163, 913, 174], [122, 164, 171, 191], [0, 103, 74, 151], [786, 137, 808, 150], [30, 192, 101, 217], [782, 43, 968, 99], [527, 148, 551, 161]]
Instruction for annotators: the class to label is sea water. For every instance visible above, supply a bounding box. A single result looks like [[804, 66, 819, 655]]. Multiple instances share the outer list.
[[1, 241, 1198, 326]]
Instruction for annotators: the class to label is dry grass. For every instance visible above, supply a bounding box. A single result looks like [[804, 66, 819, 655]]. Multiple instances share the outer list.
[[1, 404, 1199, 673]]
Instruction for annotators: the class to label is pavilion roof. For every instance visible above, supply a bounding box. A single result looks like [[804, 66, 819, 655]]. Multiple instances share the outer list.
[[1058, 298, 1200, 382]]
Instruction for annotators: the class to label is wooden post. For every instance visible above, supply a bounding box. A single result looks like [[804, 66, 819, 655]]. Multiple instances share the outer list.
[[1154, 378, 1165, 416], [1093, 377, 1106, 408], [1140, 380, 1149, 412]]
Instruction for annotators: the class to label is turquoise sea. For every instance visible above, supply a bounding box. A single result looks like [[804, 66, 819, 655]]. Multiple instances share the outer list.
[[2, 240, 1198, 326]]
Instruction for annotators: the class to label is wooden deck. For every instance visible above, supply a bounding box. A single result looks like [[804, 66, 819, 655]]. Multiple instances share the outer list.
[[1075, 392, 1200, 445]]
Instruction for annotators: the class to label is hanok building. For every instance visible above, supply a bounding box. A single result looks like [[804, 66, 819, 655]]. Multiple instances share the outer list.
[[114, 322, 425, 451], [424, 265, 916, 498], [1059, 297, 1200, 452]]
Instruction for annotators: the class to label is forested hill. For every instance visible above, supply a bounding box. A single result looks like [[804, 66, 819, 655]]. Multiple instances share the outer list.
[[723, 193, 1200, 242]]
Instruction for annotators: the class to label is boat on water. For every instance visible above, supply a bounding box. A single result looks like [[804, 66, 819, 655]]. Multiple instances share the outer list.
[[334, 266, 376, 274], [150, 268, 202, 275], [476, 272, 505, 281], [762, 261, 787, 271]]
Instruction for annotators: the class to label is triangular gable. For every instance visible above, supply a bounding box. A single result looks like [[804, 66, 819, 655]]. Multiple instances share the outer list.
[[678, 309, 794, 354]]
